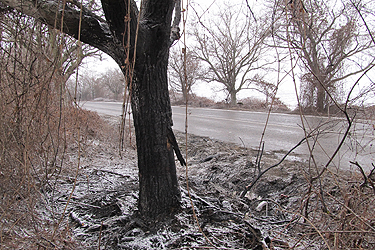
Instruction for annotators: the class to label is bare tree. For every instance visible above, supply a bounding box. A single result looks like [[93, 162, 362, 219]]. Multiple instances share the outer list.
[[251, 74, 277, 106], [69, 69, 124, 101], [168, 47, 202, 103], [192, 4, 271, 106], [100, 68, 125, 100], [1, 0, 185, 218], [72, 73, 105, 100], [275, 0, 375, 113], [1, 9, 99, 83]]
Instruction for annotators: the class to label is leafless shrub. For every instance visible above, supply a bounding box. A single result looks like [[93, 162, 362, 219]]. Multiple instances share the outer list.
[[238, 97, 290, 112], [288, 165, 375, 249], [0, 9, 106, 249], [169, 91, 216, 107]]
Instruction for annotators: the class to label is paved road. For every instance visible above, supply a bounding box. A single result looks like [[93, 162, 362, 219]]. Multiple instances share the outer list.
[[82, 101, 374, 170]]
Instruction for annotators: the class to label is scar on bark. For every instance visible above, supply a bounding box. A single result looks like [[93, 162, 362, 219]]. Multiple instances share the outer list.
[[167, 128, 186, 166]]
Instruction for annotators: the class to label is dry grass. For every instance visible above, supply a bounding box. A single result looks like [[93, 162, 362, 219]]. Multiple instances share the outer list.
[[301, 169, 375, 249], [0, 98, 105, 249]]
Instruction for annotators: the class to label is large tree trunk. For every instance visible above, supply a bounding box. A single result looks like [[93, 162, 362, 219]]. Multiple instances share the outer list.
[[131, 18, 181, 216], [230, 90, 237, 106], [132, 60, 181, 216], [131, 0, 182, 219]]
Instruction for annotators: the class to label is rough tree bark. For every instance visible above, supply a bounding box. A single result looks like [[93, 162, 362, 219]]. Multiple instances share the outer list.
[[1, 0, 185, 219]]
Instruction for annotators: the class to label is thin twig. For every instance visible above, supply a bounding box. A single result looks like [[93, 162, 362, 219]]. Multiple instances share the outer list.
[[321, 230, 375, 234], [98, 221, 103, 250], [92, 169, 130, 178], [52, 127, 81, 238], [350, 0, 375, 46], [255, 141, 264, 173], [182, 1, 217, 248], [245, 0, 257, 22], [238, 137, 246, 149], [325, 191, 375, 232], [350, 161, 375, 195]]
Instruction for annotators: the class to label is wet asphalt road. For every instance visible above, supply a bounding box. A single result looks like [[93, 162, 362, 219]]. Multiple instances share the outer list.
[[82, 101, 374, 170]]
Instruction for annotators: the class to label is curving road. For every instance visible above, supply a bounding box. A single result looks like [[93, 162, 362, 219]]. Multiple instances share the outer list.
[[82, 101, 375, 170]]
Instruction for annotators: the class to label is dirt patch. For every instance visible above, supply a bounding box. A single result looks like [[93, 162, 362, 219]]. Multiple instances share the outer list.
[[42, 115, 375, 249]]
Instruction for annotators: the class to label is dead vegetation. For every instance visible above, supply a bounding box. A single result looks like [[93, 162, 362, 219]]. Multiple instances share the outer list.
[[1, 3, 374, 249], [0, 11, 105, 248], [175, 130, 375, 249], [0, 97, 105, 248], [1, 94, 374, 249], [4, 113, 372, 249]]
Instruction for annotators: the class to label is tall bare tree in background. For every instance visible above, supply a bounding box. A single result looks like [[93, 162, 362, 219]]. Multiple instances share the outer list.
[[192, 4, 272, 106], [71, 72, 104, 100], [168, 47, 202, 103], [68, 68, 124, 101], [99, 68, 125, 100], [251, 74, 277, 106], [274, 0, 375, 113]]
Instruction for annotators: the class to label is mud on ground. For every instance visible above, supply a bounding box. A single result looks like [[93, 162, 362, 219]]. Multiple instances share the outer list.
[[43, 115, 375, 249]]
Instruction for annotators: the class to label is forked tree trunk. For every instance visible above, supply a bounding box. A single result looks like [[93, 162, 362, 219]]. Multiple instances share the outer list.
[[129, 0, 182, 218]]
